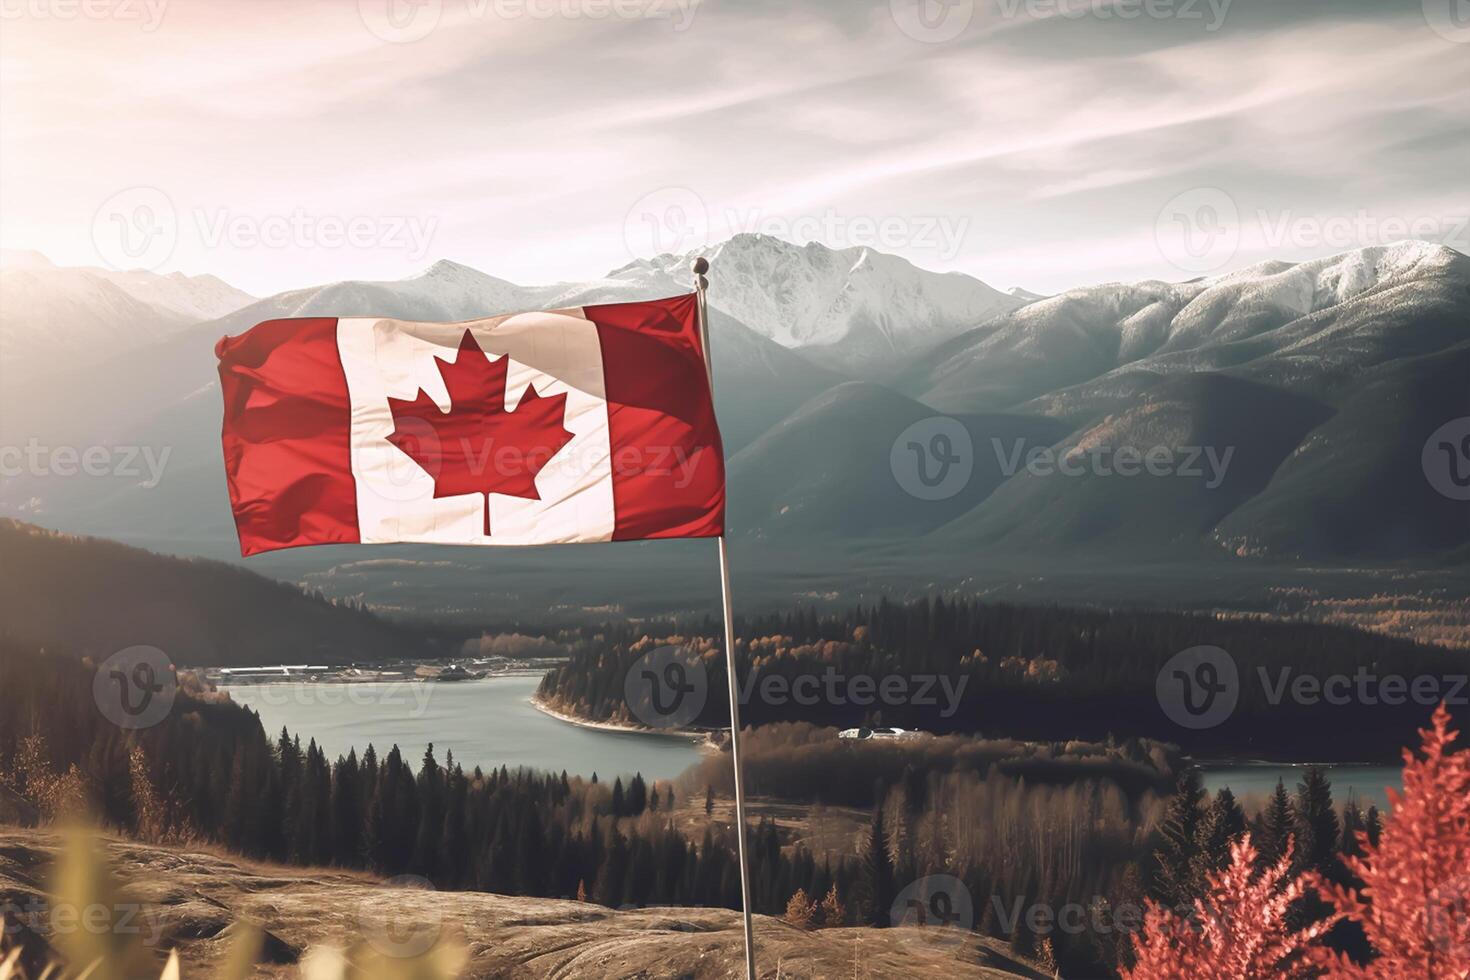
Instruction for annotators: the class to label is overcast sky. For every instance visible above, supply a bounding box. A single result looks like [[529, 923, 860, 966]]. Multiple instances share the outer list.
[[1, 0, 1465, 296]]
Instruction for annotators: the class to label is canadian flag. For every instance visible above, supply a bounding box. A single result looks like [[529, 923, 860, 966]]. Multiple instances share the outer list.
[[217, 294, 725, 556]]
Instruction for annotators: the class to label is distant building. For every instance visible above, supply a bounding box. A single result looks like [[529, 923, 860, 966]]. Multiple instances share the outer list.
[[216, 665, 331, 678], [837, 727, 923, 741]]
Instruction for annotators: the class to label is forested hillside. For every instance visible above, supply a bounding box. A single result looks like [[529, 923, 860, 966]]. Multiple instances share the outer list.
[[0, 520, 447, 665], [539, 597, 1468, 761]]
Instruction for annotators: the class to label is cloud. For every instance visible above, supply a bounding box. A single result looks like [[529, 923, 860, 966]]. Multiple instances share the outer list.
[[0, 0, 1462, 295]]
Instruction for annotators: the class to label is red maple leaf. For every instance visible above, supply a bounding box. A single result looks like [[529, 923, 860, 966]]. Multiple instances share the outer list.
[[387, 330, 574, 536]]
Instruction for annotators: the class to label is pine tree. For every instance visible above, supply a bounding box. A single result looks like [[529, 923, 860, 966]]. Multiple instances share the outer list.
[[1191, 787, 1246, 885], [330, 749, 362, 866], [1151, 769, 1206, 908], [596, 827, 629, 906], [412, 743, 444, 877], [1289, 767, 1342, 936], [1256, 779, 1295, 872], [516, 804, 546, 894], [1293, 767, 1340, 876], [222, 743, 252, 853], [440, 762, 470, 890], [857, 806, 895, 927], [363, 778, 388, 872], [1363, 805, 1383, 848], [1340, 795, 1365, 860]]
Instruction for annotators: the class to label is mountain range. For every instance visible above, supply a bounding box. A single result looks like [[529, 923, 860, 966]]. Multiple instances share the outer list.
[[0, 249, 255, 370], [0, 236, 1464, 614]]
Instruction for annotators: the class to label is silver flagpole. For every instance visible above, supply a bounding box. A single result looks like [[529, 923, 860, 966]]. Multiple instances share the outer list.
[[692, 256, 757, 980]]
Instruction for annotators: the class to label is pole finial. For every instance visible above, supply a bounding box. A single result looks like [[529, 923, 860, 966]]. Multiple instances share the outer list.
[[691, 256, 710, 275]]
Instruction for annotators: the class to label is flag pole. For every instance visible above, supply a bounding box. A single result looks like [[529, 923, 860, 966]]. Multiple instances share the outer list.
[[692, 256, 757, 980]]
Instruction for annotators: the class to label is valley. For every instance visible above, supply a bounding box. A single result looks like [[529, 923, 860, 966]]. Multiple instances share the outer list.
[[2, 238, 1464, 619]]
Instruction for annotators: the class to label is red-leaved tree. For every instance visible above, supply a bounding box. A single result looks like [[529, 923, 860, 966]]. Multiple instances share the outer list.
[[1126, 703, 1470, 979], [1309, 702, 1470, 978], [1124, 835, 1339, 979]]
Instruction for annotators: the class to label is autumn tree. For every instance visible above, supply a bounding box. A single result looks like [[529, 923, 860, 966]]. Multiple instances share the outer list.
[[1125, 835, 1339, 980], [1308, 703, 1470, 978], [784, 888, 816, 929], [128, 745, 167, 843], [818, 883, 845, 928], [1127, 704, 1470, 977]]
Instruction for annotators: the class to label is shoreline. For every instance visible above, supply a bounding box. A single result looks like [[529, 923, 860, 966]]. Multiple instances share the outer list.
[[529, 694, 720, 750], [1192, 757, 1402, 770]]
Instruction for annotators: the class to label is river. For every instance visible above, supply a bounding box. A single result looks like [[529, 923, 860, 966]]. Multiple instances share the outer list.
[[1201, 764, 1400, 809], [223, 675, 1402, 805], [223, 674, 706, 783]]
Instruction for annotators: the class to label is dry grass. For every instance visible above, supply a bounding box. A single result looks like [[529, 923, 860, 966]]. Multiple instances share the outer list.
[[0, 826, 466, 980], [0, 824, 1035, 979]]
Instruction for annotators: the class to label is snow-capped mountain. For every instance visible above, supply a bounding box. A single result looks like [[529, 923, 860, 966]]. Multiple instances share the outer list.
[[257, 259, 539, 323], [601, 234, 1023, 377], [0, 249, 255, 321], [87, 268, 255, 323], [0, 252, 255, 371], [1, 265, 187, 370], [914, 241, 1469, 418]]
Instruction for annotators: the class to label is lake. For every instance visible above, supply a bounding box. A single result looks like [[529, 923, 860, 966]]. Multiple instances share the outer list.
[[1201, 764, 1400, 809], [223, 674, 707, 783], [223, 675, 1404, 806]]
